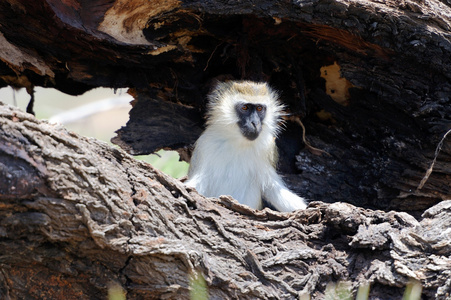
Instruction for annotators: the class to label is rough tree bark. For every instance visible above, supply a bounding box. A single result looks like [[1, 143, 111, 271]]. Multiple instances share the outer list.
[[0, 0, 450, 215], [0, 0, 450, 299], [1, 103, 451, 299]]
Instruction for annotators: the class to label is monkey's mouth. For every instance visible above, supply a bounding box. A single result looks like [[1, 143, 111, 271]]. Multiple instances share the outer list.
[[240, 123, 262, 141]]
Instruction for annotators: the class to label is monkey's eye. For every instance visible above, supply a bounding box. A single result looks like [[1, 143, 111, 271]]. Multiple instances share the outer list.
[[241, 104, 249, 111], [256, 105, 263, 112]]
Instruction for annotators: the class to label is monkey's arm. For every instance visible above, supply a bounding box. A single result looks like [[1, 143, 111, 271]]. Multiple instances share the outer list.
[[262, 174, 307, 212]]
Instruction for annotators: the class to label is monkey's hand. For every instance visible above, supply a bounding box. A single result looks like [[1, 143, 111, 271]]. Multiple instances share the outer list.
[[277, 188, 307, 212], [263, 179, 307, 212]]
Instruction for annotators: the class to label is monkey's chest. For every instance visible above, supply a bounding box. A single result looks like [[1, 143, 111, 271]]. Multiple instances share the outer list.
[[202, 154, 269, 209]]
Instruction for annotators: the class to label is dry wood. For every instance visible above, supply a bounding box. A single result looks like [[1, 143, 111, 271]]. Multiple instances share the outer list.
[[0, 0, 451, 298], [1, 0, 449, 215], [417, 129, 451, 190], [1, 103, 450, 299]]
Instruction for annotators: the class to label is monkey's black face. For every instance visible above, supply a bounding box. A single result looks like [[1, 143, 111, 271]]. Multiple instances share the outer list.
[[235, 103, 267, 141]]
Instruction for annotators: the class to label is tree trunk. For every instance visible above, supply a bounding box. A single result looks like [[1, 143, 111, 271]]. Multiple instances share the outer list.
[[1, 103, 451, 299], [0, 0, 451, 298]]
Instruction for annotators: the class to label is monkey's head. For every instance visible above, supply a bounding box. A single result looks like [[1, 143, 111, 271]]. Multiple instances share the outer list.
[[206, 81, 284, 143]]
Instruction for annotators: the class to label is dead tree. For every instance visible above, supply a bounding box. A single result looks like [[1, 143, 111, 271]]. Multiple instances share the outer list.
[[1, 102, 451, 299], [0, 0, 450, 299]]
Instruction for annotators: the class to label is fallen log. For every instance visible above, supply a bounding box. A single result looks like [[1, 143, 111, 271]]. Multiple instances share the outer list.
[[0, 0, 449, 214], [1, 0, 451, 298], [1, 103, 450, 299]]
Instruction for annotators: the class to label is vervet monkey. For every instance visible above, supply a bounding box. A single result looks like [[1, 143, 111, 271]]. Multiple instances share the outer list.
[[186, 80, 307, 212]]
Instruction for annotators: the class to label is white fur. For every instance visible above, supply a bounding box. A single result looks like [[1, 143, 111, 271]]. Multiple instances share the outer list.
[[186, 81, 307, 212]]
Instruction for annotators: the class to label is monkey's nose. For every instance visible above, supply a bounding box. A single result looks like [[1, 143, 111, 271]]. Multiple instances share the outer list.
[[251, 121, 262, 133]]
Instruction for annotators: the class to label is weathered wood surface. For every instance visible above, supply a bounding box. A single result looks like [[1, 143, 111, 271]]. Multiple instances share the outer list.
[[0, 0, 450, 215], [0, 1, 451, 298], [1, 103, 451, 299]]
